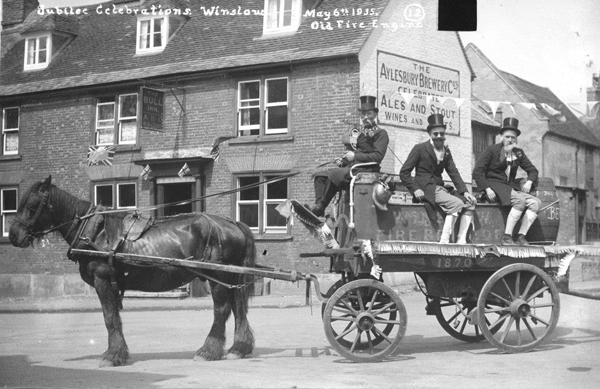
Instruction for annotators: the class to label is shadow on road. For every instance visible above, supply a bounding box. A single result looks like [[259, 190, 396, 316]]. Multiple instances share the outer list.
[[0, 355, 186, 388]]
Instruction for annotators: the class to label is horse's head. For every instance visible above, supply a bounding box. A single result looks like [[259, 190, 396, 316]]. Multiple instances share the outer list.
[[9, 176, 55, 248]]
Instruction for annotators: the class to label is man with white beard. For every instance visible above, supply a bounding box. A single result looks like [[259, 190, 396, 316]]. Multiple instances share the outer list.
[[473, 117, 542, 245]]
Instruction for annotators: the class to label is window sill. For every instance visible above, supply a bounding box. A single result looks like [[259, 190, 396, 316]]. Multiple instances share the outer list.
[[0, 154, 21, 161], [114, 145, 142, 153], [254, 30, 300, 40], [229, 135, 294, 145], [253, 234, 293, 242]]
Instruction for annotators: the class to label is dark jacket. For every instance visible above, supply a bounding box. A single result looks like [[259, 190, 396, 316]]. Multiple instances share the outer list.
[[400, 140, 468, 224], [316, 126, 389, 187], [472, 143, 539, 206]]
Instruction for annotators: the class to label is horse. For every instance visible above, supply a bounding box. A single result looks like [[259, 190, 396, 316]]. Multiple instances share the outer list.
[[9, 176, 256, 367]]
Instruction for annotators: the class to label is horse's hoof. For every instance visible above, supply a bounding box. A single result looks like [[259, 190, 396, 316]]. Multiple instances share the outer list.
[[99, 359, 115, 367], [193, 355, 209, 362], [226, 352, 243, 360]]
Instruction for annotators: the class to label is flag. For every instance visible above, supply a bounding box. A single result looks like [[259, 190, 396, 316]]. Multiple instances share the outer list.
[[87, 145, 115, 166], [535, 103, 566, 122], [210, 136, 235, 163], [139, 165, 151, 180], [484, 101, 500, 119], [178, 163, 190, 177]]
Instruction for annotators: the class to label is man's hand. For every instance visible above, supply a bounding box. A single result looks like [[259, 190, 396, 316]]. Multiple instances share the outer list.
[[343, 151, 355, 162], [414, 189, 425, 200], [334, 157, 344, 167], [463, 192, 477, 206], [485, 188, 497, 202], [522, 180, 533, 193]]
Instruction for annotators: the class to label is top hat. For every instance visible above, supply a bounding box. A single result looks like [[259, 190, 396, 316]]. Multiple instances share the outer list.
[[499, 117, 521, 136], [426, 114, 446, 131], [359, 95, 378, 113]]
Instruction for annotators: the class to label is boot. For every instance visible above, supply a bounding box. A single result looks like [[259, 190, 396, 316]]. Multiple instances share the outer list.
[[455, 210, 473, 244], [503, 207, 523, 245], [439, 214, 457, 243]]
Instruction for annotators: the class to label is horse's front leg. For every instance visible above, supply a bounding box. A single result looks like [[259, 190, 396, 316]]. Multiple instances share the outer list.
[[194, 283, 231, 361], [94, 275, 129, 367]]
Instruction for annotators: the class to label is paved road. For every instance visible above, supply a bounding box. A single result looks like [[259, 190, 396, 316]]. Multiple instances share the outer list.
[[1, 291, 599, 388]]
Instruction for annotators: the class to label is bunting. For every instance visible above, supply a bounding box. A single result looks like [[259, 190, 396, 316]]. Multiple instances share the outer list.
[[210, 135, 236, 163], [178, 163, 190, 178], [87, 145, 115, 166], [139, 165, 152, 180]]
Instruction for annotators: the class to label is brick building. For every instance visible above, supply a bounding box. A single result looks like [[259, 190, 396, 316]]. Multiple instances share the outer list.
[[0, 0, 474, 297], [466, 43, 600, 245]]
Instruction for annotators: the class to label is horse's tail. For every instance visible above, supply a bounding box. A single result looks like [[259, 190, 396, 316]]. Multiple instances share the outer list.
[[237, 221, 256, 305]]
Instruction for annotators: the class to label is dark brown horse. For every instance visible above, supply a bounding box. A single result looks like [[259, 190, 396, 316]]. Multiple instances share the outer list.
[[9, 176, 256, 366]]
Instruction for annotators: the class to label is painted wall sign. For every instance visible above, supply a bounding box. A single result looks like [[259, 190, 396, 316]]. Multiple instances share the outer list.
[[377, 51, 461, 134], [140, 87, 164, 131]]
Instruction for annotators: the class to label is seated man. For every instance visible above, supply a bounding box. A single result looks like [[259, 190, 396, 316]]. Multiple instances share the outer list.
[[472, 117, 542, 245], [309, 95, 389, 217], [400, 114, 476, 244]]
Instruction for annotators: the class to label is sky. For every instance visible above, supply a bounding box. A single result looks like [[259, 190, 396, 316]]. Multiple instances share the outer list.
[[29, 0, 600, 114]]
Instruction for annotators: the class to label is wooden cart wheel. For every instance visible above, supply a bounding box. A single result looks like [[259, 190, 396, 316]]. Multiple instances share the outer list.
[[323, 279, 407, 362], [476, 263, 560, 353], [431, 296, 501, 343]]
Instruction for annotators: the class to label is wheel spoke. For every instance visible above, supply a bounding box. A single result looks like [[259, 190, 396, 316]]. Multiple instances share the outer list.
[[526, 285, 550, 303], [522, 318, 538, 340], [349, 329, 363, 353], [374, 318, 401, 325], [459, 317, 468, 334], [522, 273, 538, 299], [516, 318, 522, 346], [484, 306, 510, 314], [490, 291, 511, 305], [501, 278, 516, 300], [336, 297, 359, 315], [371, 301, 396, 316], [356, 288, 367, 311], [368, 289, 380, 312], [529, 302, 555, 309], [489, 312, 510, 331], [500, 316, 515, 343], [529, 313, 551, 327], [336, 324, 358, 341], [515, 271, 521, 298], [446, 309, 463, 324], [371, 325, 393, 345], [330, 315, 355, 322]]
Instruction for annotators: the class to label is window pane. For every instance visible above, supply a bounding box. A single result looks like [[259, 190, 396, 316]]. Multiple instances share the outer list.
[[97, 128, 114, 145], [240, 107, 260, 127], [118, 184, 136, 208], [267, 79, 287, 103], [283, 0, 293, 26], [239, 177, 260, 200], [153, 19, 163, 47], [95, 185, 113, 207], [38, 49, 47, 63], [139, 20, 150, 49], [39, 37, 47, 50], [4, 133, 18, 153], [120, 95, 137, 118], [266, 203, 287, 227], [26, 39, 36, 64], [239, 203, 259, 228], [267, 0, 279, 29], [3, 214, 15, 236], [98, 103, 115, 123], [240, 81, 260, 101], [4, 108, 19, 129], [2, 189, 17, 211], [267, 105, 287, 130], [266, 176, 287, 199], [119, 120, 137, 143]]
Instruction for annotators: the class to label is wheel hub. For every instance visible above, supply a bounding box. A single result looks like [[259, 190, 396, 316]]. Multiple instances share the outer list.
[[510, 298, 531, 318], [356, 312, 375, 331]]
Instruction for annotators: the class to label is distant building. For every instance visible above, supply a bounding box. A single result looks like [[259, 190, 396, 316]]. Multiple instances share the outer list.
[[0, 0, 474, 297], [466, 43, 600, 244]]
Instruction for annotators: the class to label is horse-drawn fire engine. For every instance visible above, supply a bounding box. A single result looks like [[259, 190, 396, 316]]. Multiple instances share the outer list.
[[9, 168, 600, 365]]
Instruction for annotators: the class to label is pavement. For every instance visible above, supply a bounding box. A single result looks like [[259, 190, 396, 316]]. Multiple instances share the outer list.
[[0, 293, 328, 314]]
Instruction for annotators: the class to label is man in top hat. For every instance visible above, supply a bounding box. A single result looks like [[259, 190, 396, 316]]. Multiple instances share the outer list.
[[309, 95, 389, 217], [400, 114, 477, 244], [472, 117, 542, 245]]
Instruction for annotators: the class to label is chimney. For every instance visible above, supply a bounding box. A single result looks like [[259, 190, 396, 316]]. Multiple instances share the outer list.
[[1, 0, 39, 28]]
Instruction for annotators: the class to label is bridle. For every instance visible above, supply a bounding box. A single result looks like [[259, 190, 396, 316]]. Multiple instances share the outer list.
[[13, 189, 52, 240]]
